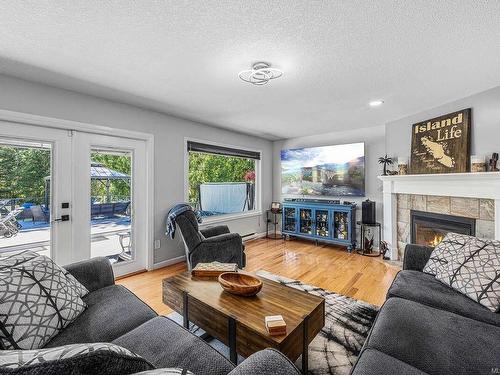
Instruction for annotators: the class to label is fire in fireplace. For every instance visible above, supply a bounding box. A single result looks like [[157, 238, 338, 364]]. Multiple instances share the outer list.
[[410, 210, 476, 247]]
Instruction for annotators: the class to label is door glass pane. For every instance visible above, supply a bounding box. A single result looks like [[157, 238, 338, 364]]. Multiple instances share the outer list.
[[90, 149, 132, 263], [334, 212, 349, 239], [315, 210, 329, 237], [299, 208, 312, 234], [283, 207, 296, 232], [0, 139, 52, 257]]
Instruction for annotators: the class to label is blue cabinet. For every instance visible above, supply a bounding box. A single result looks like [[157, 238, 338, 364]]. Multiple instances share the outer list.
[[281, 201, 356, 251]]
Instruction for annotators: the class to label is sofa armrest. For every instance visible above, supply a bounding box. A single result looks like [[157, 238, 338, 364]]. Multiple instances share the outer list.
[[200, 225, 230, 238], [403, 244, 434, 271], [64, 257, 115, 292], [228, 349, 301, 375]]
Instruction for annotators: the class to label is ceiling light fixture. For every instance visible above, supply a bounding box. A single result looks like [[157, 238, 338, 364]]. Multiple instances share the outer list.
[[239, 62, 283, 85], [369, 100, 384, 107]]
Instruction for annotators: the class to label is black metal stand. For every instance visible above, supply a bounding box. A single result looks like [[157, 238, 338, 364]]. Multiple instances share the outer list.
[[266, 209, 282, 239], [182, 291, 189, 329], [302, 315, 309, 374], [356, 221, 382, 257], [228, 316, 237, 365]]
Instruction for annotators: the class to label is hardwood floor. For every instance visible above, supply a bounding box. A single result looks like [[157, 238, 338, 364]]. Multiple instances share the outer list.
[[118, 238, 401, 316]]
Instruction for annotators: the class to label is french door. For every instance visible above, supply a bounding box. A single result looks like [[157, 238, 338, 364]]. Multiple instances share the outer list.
[[0, 121, 150, 276]]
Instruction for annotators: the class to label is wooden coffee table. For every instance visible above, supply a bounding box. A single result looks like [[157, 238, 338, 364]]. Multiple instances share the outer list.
[[162, 272, 325, 374]]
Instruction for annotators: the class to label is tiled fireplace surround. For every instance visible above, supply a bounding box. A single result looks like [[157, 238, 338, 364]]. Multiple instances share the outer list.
[[395, 195, 495, 260], [379, 173, 500, 260]]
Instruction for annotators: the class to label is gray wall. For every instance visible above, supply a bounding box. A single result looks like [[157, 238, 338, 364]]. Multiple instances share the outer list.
[[0, 74, 273, 265], [386, 85, 500, 162], [272, 125, 386, 237]]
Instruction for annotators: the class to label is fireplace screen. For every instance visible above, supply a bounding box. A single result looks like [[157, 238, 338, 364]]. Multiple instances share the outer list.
[[410, 210, 475, 247]]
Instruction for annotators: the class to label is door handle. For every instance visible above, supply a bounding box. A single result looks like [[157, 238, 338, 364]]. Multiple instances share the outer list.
[[53, 215, 70, 223]]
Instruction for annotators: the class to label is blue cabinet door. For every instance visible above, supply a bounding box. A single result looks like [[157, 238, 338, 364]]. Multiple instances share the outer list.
[[313, 208, 330, 238], [282, 206, 298, 233], [332, 210, 350, 242], [298, 208, 314, 235]]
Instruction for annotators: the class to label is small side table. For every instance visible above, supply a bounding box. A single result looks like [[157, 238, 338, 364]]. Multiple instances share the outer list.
[[266, 209, 282, 239], [356, 221, 382, 257]]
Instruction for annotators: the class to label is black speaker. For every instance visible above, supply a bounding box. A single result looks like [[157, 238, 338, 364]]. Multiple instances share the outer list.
[[362, 199, 376, 224]]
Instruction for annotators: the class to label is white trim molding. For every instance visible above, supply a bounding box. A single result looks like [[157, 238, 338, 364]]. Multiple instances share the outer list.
[[379, 172, 500, 260]]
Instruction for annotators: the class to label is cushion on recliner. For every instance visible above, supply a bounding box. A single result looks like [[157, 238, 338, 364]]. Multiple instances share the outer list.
[[45, 285, 156, 347], [351, 348, 427, 375], [363, 298, 500, 375], [387, 270, 500, 326], [112, 316, 235, 375]]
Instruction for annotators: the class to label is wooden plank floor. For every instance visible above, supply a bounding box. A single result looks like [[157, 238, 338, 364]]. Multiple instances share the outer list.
[[118, 238, 401, 316]]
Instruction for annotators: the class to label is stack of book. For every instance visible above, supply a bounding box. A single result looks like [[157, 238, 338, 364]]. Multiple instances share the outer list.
[[191, 262, 238, 278], [265, 315, 287, 336]]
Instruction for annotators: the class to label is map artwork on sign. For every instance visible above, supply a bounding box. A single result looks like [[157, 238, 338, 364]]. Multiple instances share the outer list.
[[410, 109, 471, 174]]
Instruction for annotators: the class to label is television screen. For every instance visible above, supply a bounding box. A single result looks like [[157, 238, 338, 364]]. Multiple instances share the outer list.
[[281, 142, 365, 197]]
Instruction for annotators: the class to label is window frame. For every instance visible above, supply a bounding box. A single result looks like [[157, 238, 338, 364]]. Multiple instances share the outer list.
[[183, 137, 262, 224]]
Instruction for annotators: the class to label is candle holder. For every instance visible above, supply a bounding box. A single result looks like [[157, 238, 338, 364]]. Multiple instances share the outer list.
[[471, 155, 486, 172], [398, 157, 408, 175]]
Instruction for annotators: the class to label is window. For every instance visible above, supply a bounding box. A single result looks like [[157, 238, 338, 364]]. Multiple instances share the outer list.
[[186, 141, 260, 218]]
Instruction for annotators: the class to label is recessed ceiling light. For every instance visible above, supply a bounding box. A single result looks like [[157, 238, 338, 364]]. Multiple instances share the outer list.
[[239, 62, 283, 85], [369, 100, 384, 107]]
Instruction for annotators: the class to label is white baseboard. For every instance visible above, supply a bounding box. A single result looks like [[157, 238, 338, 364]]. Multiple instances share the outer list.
[[243, 231, 283, 242], [153, 255, 186, 270]]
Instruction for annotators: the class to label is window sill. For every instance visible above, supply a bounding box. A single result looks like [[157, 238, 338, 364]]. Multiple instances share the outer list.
[[199, 210, 263, 226]]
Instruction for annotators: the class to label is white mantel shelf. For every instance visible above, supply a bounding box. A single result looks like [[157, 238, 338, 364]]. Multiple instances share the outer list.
[[378, 172, 500, 260]]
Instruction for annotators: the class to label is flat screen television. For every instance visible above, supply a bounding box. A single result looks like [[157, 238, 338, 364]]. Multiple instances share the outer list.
[[281, 142, 365, 197]]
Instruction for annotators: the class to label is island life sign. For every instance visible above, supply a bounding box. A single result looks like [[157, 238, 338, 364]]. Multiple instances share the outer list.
[[410, 108, 471, 174]]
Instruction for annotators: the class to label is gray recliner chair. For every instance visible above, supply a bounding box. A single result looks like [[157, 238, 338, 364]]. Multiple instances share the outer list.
[[176, 210, 246, 271]]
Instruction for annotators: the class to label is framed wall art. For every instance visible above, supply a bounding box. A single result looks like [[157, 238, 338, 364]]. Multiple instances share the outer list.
[[410, 108, 471, 174]]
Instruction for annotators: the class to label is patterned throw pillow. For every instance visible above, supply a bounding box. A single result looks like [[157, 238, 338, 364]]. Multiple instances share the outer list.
[[134, 369, 195, 374], [61, 267, 89, 298], [0, 251, 88, 349], [0, 342, 154, 374], [423, 232, 471, 275], [434, 237, 500, 312]]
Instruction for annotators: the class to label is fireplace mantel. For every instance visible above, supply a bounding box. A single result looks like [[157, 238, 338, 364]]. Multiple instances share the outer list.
[[378, 172, 500, 260]]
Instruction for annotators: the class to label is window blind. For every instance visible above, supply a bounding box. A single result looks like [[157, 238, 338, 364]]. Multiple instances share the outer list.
[[187, 141, 261, 160]]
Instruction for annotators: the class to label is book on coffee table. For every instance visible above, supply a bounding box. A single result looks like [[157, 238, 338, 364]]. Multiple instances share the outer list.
[[265, 315, 287, 336], [191, 261, 238, 277]]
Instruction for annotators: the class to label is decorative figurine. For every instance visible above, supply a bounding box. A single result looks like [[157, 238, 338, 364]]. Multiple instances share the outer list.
[[380, 241, 390, 260], [364, 228, 374, 253], [489, 153, 499, 172], [378, 155, 394, 176]]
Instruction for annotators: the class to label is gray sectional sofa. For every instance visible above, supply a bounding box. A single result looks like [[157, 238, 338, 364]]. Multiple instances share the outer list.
[[50, 257, 300, 375], [351, 244, 500, 375]]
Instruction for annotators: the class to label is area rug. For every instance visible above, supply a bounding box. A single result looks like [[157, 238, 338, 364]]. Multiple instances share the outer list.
[[168, 270, 379, 374]]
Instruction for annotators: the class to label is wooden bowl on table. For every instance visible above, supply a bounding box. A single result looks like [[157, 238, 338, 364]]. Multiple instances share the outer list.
[[218, 272, 263, 297]]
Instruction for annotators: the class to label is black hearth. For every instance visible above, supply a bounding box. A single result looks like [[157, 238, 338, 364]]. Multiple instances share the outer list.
[[410, 210, 476, 247]]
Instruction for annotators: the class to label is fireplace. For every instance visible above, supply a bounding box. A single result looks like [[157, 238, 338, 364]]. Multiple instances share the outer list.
[[410, 210, 476, 247]]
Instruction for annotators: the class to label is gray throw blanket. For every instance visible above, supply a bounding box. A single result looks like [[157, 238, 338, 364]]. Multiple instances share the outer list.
[[166, 203, 202, 239]]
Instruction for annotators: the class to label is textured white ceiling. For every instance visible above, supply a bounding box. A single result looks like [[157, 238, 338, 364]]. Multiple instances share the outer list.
[[1, 1, 500, 140]]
